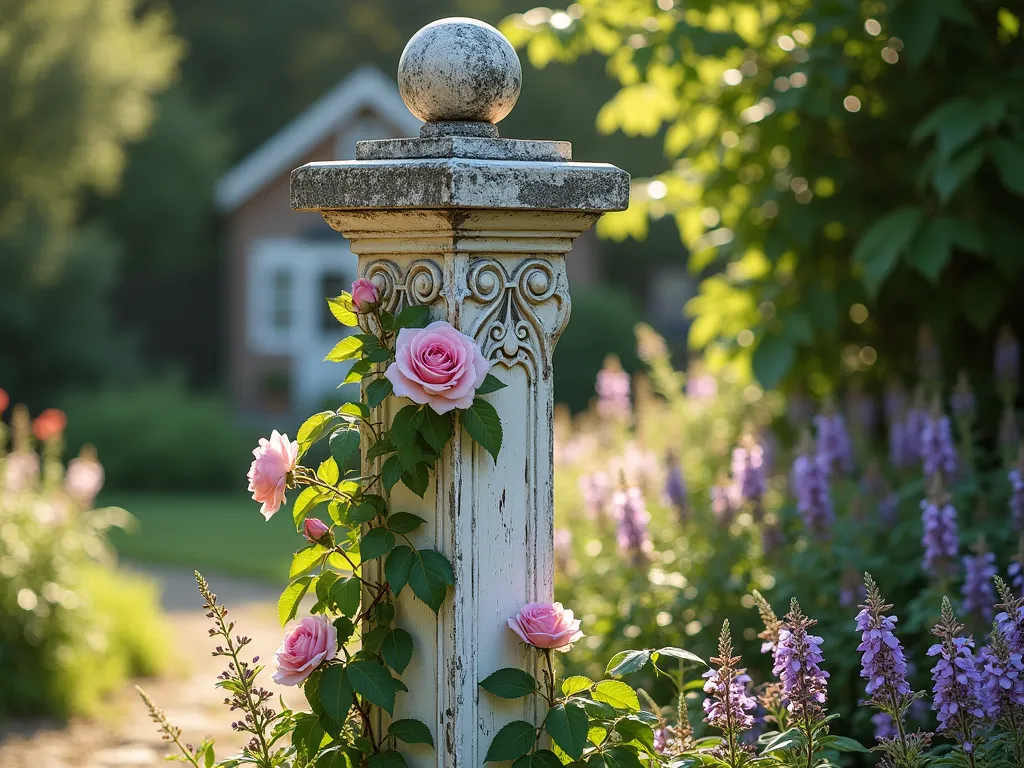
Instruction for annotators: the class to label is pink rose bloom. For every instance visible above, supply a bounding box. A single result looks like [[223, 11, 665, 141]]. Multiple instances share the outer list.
[[508, 602, 584, 652], [351, 279, 379, 311], [272, 615, 338, 686], [385, 321, 490, 414], [247, 430, 299, 520], [65, 456, 104, 506], [303, 517, 331, 544]]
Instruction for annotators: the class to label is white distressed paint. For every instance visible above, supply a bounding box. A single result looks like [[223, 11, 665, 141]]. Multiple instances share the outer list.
[[323, 210, 599, 765]]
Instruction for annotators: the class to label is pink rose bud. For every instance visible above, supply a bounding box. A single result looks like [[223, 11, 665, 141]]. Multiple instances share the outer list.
[[303, 517, 332, 545], [384, 320, 491, 414], [508, 602, 584, 652], [247, 430, 299, 520], [272, 614, 338, 686], [351, 279, 379, 311]]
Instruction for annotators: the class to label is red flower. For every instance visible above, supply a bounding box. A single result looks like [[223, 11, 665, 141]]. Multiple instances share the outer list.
[[33, 408, 67, 441], [0, 389, 8, 415]]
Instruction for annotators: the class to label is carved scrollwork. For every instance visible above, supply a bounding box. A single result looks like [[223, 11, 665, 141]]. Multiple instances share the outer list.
[[466, 258, 568, 380], [363, 259, 443, 314]]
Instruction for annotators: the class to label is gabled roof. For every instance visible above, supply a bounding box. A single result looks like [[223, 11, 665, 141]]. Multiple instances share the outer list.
[[214, 66, 421, 212]]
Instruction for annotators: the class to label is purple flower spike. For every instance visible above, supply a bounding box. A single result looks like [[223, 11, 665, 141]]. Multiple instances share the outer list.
[[921, 400, 958, 479], [772, 600, 829, 718], [595, 356, 631, 418], [1010, 462, 1023, 531], [814, 409, 854, 476], [611, 484, 651, 565], [731, 440, 766, 509], [792, 445, 834, 540], [921, 478, 959, 580], [664, 451, 688, 519], [978, 630, 1024, 723], [928, 598, 985, 752], [856, 575, 911, 708], [703, 622, 757, 733], [961, 541, 997, 625]]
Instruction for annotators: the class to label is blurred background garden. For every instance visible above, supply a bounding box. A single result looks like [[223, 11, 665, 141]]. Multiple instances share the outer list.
[[1, 0, 1023, 765]]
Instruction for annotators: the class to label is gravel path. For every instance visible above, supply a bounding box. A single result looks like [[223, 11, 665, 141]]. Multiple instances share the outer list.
[[0, 564, 305, 768]]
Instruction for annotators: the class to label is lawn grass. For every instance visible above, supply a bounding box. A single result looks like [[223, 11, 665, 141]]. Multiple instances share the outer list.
[[101, 491, 298, 583]]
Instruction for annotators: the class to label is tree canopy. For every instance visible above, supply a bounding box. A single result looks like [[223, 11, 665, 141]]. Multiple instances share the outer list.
[[503, 0, 1024, 394]]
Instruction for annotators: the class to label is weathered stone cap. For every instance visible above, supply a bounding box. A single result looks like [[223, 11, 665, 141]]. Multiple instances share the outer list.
[[290, 158, 629, 213]]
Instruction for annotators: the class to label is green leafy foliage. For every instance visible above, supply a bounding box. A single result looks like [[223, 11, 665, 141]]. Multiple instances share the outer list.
[[485, 720, 538, 762], [346, 659, 407, 716], [278, 576, 313, 626], [544, 702, 588, 760], [462, 397, 503, 461], [479, 668, 539, 699], [387, 719, 434, 747], [502, 0, 1024, 387]]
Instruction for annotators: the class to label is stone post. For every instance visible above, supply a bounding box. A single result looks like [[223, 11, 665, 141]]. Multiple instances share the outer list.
[[290, 17, 629, 765]]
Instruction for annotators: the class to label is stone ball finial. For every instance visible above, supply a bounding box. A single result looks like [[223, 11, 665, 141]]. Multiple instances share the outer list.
[[398, 17, 522, 126]]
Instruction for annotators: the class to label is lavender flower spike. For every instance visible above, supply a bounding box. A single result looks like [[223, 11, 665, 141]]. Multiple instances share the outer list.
[[921, 398, 958, 479], [792, 438, 834, 540], [595, 355, 631, 418], [664, 451, 688, 520], [961, 539, 997, 626], [731, 437, 766, 510], [978, 627, 1024, 724], [704, 621, 757, 768], [856, 575, 912, 720], [1010, 451, 1023, 530], [928, 597, 985, 755], [921, 476, 959, 581], [772, 599, 829, 719], [611, 482, 651, 566], [814, 406, 854, 476]]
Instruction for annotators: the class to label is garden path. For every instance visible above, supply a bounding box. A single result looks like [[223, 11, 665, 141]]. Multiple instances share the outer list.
[[0, 564, 304, 768]]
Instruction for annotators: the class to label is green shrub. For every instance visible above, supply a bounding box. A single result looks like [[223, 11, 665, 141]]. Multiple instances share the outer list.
[[60, 379, 255, 491], [0, 409, 170, 719]]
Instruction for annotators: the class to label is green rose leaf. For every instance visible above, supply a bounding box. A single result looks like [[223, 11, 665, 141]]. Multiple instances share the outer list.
[[602, 745, 643, 768], [408, 548, 455, 613], [317, 664, 354, 725], [317, 745, 358, 768], [389, 405, 423, 449], [315, 571, 339, 603], [289, 546, 325, 579], [545, 702, 588, 760], [462, 397, 502, 461], [479, 668, 539, 699], [333, 616, 356, 645], [292, 489, 327, 532], [328, 295, 358, 327], [367, 751, 406, 767], [324, 336, 365, 363], [511, 751, 562, 768], [386, 511, 426, 534], [387, 718, 434, 747], [373, 601, 395, 626], [366, 436, 396, 462], [316, 457, 340, 485], [330, 577, 361, 618], [561, 676, 594, 696], [401, 463, 429, 498], [277, 576, 313, 626], [361, 527, 396, 561], [418, 408, 454, 454], [364, 753, 403, 768], [349, 495, 384, 524], [485, 720, 537, 762], [292, 712, 326, 759], [393, 305, 431, 329], [385, 546, 415, 596], [347, 659, 407, 716], [329, 427, 360, 469], [614, 718, 656, 751], [365, 378, 393, 409], [382, 455, 403, 492], [654, 647, 707, 666], [604, 650, 652, 677], [343, 358, 371, 385], [852, 206, 923, 296], [397, 439, 424, 472], [592, 680, 640, 712], [380, 628, 414, 674], [297, 411, 337, 457], [476, 372, 507, 395]]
